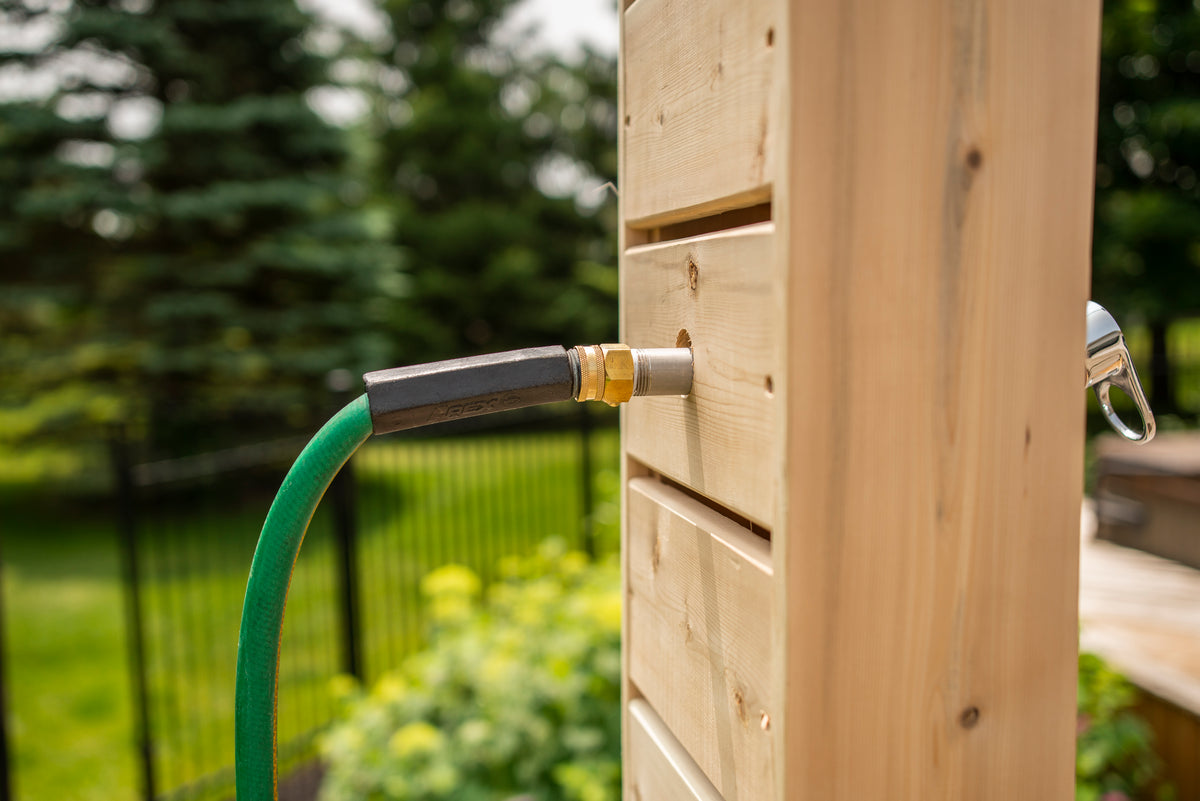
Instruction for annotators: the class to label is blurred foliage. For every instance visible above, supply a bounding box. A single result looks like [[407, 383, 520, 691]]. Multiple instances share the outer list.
[[1076, 651, 1173, 801], [369, 0, 618, 360], [0, 0, 618, 472], [319, 540, 620, 801], [1094, 0, 1200, 411], [0, 0, 400, 457]]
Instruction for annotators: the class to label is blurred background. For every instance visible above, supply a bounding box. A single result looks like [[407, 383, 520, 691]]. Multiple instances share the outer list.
[[1, 0, 1199, 800]]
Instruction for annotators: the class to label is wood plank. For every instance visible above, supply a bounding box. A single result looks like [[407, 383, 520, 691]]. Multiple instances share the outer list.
[[622, 0, 778, 227], [776, 0, 1099, 798], [627, 477, 773, 801], [1082, 510, 1200, 797], [1097, 475, 1200, 570], [623, 224, 777, 528], [1096, 431, 1200, 475], [627, 698, 725, 801], [1080, 530, 1200, 714]]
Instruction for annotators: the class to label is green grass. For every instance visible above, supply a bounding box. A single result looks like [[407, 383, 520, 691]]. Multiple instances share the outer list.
[[1, 425, 620, 801], [3, 508, 138, 801]]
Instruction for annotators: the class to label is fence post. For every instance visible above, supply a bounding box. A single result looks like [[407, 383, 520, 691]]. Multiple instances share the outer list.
[[327, 373, 364, 681], [577, 403, 595, 558], [110, 428, 156, 801], [329, 456, 363, 681], [0, 535, 13, 801]]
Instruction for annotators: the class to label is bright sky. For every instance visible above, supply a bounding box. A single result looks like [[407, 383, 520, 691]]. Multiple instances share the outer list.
[[499, 0, 618, 58], [305, 0, 619, 59]]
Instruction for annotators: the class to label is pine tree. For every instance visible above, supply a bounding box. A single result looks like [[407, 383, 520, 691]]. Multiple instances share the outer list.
[[372, 0, 618, 362], [0, 0, 399, 464], [0, 0, 147, 477]]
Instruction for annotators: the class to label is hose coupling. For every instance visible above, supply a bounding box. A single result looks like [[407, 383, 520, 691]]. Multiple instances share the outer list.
[[572, 344, 693, 406]]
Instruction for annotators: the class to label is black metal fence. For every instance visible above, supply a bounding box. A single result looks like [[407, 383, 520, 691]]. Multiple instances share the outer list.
[[38, 402, 618, 801]]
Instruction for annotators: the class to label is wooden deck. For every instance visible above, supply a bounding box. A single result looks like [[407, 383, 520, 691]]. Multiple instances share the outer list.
[[1080, 502, 1200, 797]]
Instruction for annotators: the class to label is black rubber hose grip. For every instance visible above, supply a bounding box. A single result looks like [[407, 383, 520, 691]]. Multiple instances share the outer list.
[[363, 346, 576, 435]]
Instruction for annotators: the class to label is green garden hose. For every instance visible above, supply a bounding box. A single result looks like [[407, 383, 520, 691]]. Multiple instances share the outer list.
[[234, 395, 372, 801], [233, 345, 690, 799]]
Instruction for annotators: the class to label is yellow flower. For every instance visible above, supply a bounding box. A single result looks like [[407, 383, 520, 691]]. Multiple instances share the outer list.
[[371, 674, 407, 704], [585, 593, 622, 633], [560, 551, 589, 576], [421, 565, 481, 599], [328, 674, 359, 703], [388, 721, 444, 758]]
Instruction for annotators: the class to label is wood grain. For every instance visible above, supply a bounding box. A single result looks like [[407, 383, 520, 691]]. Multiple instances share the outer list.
[[1081, 510, 1200, 796], [1135, 691, 1200, 801], [627, 699, 725, 801], [1080, 533, 1200, 714], [622, 0, 778, 227], [623, 224, 777, 529], [627, 477, 773, 801], [777, 1, 1099, 799]]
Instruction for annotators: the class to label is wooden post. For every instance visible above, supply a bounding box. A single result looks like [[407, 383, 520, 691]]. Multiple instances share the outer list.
[[618, 1, 1100, 799]]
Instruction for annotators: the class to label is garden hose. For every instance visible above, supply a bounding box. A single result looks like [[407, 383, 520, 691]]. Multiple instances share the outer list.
[[234, 344, 691, 800], [234, 394, 372, 801]]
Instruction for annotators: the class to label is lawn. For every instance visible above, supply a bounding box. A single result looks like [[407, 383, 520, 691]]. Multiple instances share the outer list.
[[1, 423, 620, 801]]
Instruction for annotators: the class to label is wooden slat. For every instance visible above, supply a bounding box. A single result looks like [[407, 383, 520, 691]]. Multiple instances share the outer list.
[[1080, 533, 1200, 714], [1096, 431, 1200, 476], [622, 0, 778, 227], [1082, 517, 1200, 797], [1097, 475, 1200, 570], [623, 224, 777, 528], [627, 699, 725, 801], [627, 477, 773, 800], [777, 0, 1099, 798]]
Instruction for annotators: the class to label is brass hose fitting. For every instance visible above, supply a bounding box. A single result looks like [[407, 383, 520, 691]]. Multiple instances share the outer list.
[[601, 344, 635, 405], [572, 344, 693, 406], [574, 345, 605, 402]]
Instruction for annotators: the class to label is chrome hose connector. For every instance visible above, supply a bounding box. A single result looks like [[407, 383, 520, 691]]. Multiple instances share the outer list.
[[631, 348, 693, 398], [1086, 301, 1155, 443]]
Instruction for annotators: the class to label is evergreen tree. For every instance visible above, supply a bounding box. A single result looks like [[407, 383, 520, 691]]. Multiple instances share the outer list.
[[0, 0, 149, 476], [371, 0, 618, 361], [0, 0, 399, 463], [1094, 0, 1200, 413]]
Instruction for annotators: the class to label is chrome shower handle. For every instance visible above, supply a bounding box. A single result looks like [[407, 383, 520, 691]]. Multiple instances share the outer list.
[[1086, 301, 1156, 443]]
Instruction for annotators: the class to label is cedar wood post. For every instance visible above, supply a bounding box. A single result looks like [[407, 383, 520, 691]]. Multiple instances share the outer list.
[[617, 1, 1100, 798]]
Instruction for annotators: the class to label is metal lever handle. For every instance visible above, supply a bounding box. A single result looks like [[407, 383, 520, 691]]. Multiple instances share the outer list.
[[1086, 301, 1156, 443]]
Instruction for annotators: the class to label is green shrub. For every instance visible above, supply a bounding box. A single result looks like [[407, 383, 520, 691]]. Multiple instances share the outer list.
[[319, 541, 621, 801], [1076, 651, 1173, 801]]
